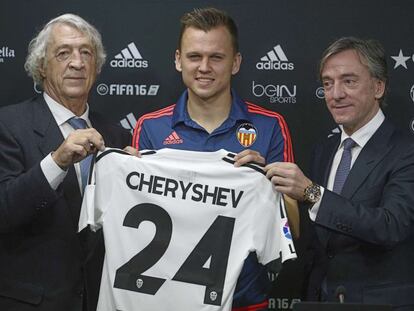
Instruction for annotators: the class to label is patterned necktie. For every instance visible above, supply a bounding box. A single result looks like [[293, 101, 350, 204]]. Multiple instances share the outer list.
[[332, 137, 356, 194], [67, 117, 92, 192]]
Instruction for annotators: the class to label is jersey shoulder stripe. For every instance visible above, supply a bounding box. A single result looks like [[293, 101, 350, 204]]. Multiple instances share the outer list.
[[96, 148, 130, 162], [246, 102, 294, 163], [132, 104, 175, 149], [95, 148, 158, 163], [222, 153, 266, 175]]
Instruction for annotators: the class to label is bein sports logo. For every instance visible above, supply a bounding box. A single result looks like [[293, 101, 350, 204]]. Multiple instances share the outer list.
[[252, 81, 296, 104]]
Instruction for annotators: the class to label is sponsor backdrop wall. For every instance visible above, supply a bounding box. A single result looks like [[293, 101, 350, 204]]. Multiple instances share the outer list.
[[1, 0, 414, 309]]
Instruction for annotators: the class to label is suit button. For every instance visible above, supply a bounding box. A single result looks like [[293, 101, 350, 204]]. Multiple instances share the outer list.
[[36, 201, 48, 210]]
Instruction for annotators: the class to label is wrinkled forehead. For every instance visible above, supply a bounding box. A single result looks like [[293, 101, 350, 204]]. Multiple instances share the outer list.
[[47, 23, 93, 49], [321, 49, 369, 78]]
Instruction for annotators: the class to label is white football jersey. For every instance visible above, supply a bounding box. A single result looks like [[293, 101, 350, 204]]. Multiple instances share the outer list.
[[79, 148, 296, 311]]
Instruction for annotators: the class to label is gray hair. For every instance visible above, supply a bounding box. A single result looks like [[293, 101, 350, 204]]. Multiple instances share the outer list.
[[319, 37, 388, 107], [24, 13, 106, 87]]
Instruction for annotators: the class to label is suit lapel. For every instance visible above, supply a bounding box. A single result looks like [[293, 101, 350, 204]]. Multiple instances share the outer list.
[[314, 133, 340, 247], [340, 120, 394, 199], [32, 97, 63, 157], [320, 134, 341, 187], [32, 97, 82, 228]]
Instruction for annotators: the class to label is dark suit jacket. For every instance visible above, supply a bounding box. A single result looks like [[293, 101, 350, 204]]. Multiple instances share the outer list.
[[305, 119, 414, 309], [0, 96, 131, 311]]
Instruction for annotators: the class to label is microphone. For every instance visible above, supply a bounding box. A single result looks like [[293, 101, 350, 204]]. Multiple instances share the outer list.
[[335, 285, 346, 303]]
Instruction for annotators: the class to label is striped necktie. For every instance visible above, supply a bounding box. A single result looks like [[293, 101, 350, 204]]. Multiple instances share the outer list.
[[332, 138, 356, 194], [67, 117, 92, 192]]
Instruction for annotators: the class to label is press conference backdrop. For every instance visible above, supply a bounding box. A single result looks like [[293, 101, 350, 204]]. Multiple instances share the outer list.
[[1, 0, 414, 309]]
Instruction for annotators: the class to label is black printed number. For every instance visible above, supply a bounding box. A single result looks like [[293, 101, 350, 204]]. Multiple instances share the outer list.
[[113, 203, 235, 306], [113, 203, 172, 294], [173, 214, 235, 305]]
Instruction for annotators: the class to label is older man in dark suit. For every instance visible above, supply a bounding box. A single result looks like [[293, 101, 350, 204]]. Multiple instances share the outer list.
[[0, 14, 134, 311], [265, 37, 414, 309]]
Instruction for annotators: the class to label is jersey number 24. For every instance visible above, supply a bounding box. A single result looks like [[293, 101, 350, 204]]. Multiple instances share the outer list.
[[114, 203, 235, 306]]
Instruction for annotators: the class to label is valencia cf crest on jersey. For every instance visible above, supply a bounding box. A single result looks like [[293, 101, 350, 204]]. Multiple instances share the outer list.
[[236, 123, 258, 147]]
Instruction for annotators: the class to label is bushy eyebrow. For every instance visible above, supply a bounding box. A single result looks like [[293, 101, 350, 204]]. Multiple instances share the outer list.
[[54, 43, 93, 51], [185, 51, 226, 56], [322, 72, 358, 80]]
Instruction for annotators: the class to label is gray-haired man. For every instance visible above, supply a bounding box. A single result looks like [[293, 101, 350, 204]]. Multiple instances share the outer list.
[[0, 14, 133, 311]]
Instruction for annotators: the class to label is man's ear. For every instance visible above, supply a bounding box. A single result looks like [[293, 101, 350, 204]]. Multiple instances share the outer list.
[[39, 59, 47, 78], [175, 49, 182, 72], [232, 52, 242, 75], [374, 79, 385, 99]]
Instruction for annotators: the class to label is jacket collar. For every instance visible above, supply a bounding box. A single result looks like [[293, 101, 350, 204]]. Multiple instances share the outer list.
[[341, 119, 394, 199]]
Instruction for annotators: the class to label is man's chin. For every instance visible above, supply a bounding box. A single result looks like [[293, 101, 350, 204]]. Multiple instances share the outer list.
[[63, 87, 89, 98], [189, 89, 214, 101], [331, 110, 352, 124]]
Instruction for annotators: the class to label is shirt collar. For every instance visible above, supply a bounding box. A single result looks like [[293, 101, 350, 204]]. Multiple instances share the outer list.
[[339, 109, 385, 149], [43, 92, 90, 126], [171, 89, 250, 127]]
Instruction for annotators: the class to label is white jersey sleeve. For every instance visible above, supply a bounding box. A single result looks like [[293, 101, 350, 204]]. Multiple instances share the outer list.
[[253, 194, 296, 266], [80, 148, 296, 311], [78, 183, 97, 232]]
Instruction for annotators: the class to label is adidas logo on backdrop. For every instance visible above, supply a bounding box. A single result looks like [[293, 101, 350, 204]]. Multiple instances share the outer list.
[[110, 42, 148, 68], [256, 44, 294, 71], [120, 112, 137, 134]]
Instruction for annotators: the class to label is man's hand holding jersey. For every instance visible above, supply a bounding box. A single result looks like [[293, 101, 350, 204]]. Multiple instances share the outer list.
[[233, 149, 265, 167], [52, 128, 105, 169], [236, 150, 300, 239]]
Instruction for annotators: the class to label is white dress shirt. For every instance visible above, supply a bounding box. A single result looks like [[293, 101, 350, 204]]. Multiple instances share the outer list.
[[39, 92, 91, 192], [309, 109, 385, 220]]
